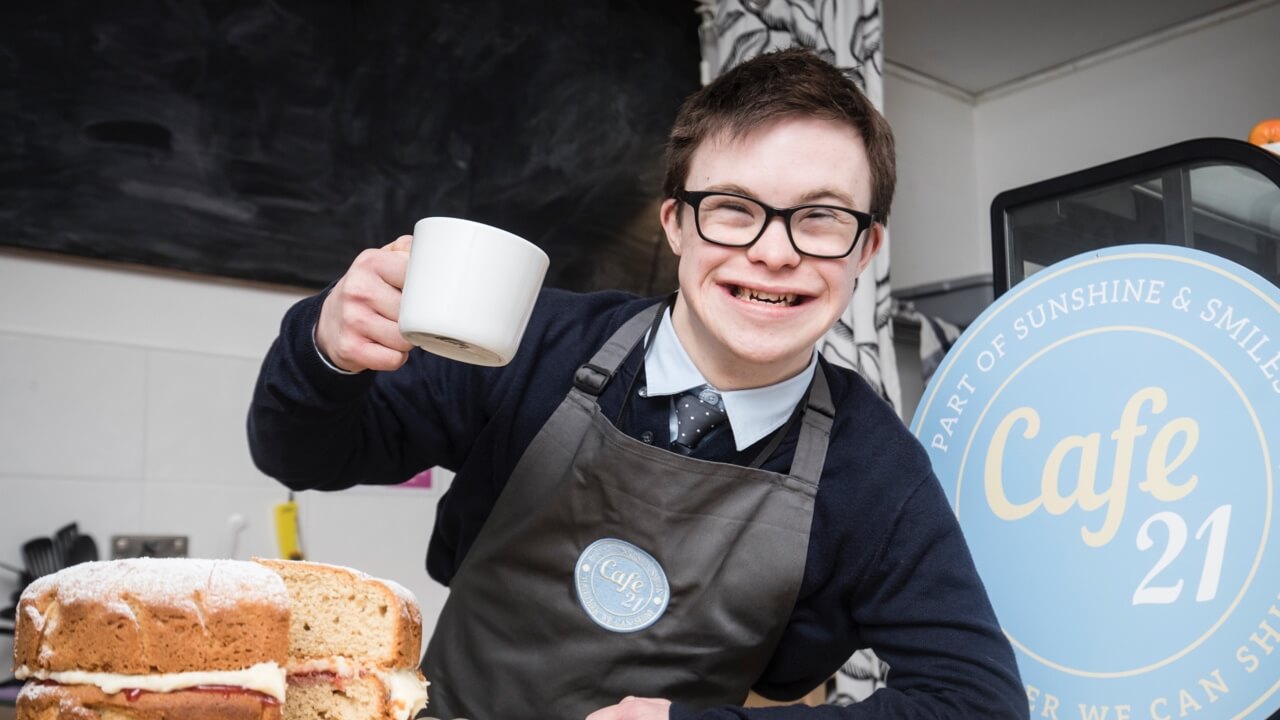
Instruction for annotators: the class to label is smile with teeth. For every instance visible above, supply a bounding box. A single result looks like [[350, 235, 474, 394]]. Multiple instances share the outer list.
[[731, 285, 803, 306]]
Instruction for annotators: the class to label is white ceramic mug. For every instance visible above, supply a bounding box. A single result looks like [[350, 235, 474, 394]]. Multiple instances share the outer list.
[[399, 217, 550, 367]]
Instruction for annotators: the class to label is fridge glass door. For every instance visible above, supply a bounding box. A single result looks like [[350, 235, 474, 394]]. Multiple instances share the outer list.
[[1005, 161, 1280, 289]]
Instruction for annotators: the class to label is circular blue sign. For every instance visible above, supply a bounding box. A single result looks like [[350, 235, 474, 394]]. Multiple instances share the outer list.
[[912, 245, 1279, 718], [575, 538, 670, 633]]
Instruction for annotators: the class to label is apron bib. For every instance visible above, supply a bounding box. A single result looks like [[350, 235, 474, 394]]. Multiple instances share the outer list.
[[424, 302, 834, 719]]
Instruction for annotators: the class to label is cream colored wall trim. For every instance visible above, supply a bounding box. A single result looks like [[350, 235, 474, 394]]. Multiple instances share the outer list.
[[977, 0, 1279, 101], [885, 0, 1279, 103], [885, 62, 977, 104]]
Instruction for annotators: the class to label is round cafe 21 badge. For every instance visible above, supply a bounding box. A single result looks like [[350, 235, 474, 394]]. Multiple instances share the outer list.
[[575, 538, 670, 633], [912, 245, 1280, 719]]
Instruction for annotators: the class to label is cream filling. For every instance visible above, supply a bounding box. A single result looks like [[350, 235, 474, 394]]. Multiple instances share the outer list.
[[384, 668, 430, 720], [287, 656, 357, 677], [14, 661, 287, 701], [285, 658, 427, 720]]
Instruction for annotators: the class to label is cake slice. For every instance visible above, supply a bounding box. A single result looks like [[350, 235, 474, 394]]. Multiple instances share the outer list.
[[253, 558, 429, 720], [13, 558, 290, 720]]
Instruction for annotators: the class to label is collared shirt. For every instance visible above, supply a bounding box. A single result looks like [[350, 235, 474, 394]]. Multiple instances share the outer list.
[[642, 307, 818, 451]]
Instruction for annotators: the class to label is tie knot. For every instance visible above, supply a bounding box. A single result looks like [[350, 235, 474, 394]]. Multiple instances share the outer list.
[[696, 386, 722, 406], [673, 385, 727, 451]]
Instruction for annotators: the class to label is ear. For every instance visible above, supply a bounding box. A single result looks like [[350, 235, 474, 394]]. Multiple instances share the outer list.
[[852, 222, 885, 277], [659, 197, 685, 257]]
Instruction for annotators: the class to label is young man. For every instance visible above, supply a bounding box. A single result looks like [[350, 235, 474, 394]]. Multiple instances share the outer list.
[[249, 48, 1027, 719]]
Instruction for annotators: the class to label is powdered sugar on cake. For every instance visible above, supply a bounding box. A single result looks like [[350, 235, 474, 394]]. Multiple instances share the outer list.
[[21, 603, 45, 633], [23, 558, 290, 612]]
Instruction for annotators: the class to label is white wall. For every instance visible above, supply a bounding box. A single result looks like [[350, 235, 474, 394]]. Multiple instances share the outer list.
[[882, 75, 980, 291], [888, 1, 1280, 290], [0, 250, 451, 678]]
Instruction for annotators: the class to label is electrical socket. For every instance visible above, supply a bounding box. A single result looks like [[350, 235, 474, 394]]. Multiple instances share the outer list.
[[112, 535, 188, 559]]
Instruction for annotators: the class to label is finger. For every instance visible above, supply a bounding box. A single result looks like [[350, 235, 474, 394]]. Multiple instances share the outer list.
[[359, 278, 408, 326], [331, 294, 413, 352], [346, 247, 411, 295], [586, 699, 633, 720], [370, 246, 411, 290], [383, 234, 413, 253], [320, 301, 411, 372], [320, 332, 409, 374], [347, 340, 410, 373], [359, 311, 415, 354]]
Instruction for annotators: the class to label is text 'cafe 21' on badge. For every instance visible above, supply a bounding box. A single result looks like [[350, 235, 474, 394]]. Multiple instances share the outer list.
[[911, 245, 1280, 719]]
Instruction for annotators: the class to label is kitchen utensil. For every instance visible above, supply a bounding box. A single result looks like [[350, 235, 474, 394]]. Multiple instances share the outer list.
[[0, 560, 25, 575], [22, 537, 59, 577], [65, 535, 98, 566], [53, 522, 79, 567]]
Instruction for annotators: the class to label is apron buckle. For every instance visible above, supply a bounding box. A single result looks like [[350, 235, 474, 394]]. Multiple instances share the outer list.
[[574, 363, 611, 395]]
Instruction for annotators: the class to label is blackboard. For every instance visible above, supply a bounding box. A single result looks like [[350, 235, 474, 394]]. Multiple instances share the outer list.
[[0, 1, 699, 294]]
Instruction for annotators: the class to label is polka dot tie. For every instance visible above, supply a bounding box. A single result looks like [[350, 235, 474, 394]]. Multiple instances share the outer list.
[[673, 385, 727, 452]]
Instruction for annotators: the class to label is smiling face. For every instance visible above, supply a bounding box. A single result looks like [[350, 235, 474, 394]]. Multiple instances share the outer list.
[[660, 115, 883, 390]]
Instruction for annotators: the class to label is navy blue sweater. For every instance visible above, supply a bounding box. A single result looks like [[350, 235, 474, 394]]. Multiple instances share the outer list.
[[249, 288, 1027, 719]]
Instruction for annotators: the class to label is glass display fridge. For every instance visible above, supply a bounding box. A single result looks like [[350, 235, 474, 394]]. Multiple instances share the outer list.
[[991, 137, 1280, 297]]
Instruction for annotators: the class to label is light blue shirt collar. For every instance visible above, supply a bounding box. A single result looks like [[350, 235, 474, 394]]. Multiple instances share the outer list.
[[643, 307, 817, 451]]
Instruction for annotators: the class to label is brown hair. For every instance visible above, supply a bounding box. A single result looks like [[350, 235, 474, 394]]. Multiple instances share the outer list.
[[663, 47, 896, 222]]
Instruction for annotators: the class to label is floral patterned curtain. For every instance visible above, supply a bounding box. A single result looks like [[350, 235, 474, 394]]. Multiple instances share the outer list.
[[694, 0, 895, 704]]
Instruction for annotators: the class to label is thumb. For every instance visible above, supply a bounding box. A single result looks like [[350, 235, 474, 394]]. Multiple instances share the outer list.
[[383, 234, 413, 253]]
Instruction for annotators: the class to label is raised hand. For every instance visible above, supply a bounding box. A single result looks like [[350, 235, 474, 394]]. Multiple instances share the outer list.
[[315, 235, 417, 373]]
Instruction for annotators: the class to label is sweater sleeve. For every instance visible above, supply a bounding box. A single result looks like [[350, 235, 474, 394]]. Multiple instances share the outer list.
[[246, 289, 494, 490], [669, 472, 1028, 720]]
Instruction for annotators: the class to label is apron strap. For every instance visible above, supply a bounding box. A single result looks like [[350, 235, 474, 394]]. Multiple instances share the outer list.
[[573, 301, 665, 396], [788, 363, 834, 487]]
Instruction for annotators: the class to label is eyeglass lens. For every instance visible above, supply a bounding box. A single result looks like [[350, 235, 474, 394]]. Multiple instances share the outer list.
[[695, 194, 862, 257]]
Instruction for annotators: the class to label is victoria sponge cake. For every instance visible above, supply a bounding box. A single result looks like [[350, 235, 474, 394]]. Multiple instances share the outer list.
[[12, 558, 429, 720]]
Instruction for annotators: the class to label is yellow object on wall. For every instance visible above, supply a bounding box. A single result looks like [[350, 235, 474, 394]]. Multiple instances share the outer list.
[[273, 496, 304, 560]]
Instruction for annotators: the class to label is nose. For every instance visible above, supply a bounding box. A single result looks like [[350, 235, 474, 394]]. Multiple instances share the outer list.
[[745, 215, 802, 270]]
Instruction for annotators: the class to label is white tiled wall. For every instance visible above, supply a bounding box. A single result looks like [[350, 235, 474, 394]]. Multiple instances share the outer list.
[[0, 334, 147, 480], [143, 351, 267, 487], [0, 250, 452, 678]]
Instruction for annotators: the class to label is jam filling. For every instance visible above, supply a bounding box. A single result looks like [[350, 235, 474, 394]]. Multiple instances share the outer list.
[[117, 685, 279, 705], [287, 669, 348, 690]]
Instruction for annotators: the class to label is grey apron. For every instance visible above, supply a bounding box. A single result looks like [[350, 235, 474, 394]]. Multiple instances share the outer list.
[[424, 302, 833, 719]]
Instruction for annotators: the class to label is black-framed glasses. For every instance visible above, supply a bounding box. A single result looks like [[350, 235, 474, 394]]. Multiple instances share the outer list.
[[676, 190, 876, 259]]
